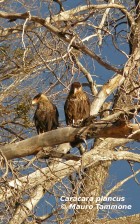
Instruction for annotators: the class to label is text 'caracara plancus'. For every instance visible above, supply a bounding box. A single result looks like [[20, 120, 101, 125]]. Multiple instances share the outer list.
[[32, 93, 59, 134], [64, 82, 90, 126]]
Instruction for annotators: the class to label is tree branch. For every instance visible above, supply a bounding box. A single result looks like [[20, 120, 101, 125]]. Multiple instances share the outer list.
[[94, 213, 140, 224], [90, 74, 125, 115], [105, 169, 140, 198], [1, 149, 140, 203], [0, 4, 135, 26], [0, 121, 140, 160], [9, 185, 44, 224], [0, 10, 123, 73]]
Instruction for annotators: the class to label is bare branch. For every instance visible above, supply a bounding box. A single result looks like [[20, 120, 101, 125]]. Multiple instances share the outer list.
[[105, 169, 140, 198], [9, 185, 44, 224], [1, 149, 140, 203], [90, 74, 125, 115], [0, 10, 123, 73], [94, 214, 140, 224], [1, 121, 140, 160]]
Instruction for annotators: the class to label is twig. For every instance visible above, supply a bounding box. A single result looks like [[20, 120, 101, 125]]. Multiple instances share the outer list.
[[21, 11, 31, 66], [105, 168, 140, 197]]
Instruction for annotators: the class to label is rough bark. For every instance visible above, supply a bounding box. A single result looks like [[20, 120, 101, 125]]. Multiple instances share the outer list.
[[0, 122, 140, 160], [74, 7, 140, 221]]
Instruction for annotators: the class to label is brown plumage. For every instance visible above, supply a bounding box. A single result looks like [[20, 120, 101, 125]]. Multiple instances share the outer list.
[[64, 82, 90, 126], [32, 93, 59, 134]]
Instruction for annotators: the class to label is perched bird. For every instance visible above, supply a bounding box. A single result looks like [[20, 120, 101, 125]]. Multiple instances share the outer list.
[[64, 82, 90, 126], [32, 93, 59, 134]]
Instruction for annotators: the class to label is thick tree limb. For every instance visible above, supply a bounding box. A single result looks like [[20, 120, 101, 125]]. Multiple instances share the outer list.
[[90, 74, 125, 115], [9, 185, 44, 224], [0, 122, 139, 160], [1, 149, 140, 203]]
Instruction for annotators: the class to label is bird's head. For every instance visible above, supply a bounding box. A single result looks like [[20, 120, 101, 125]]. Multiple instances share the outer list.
[[70, 82, 82, 94], [32, 93, 48, 105]]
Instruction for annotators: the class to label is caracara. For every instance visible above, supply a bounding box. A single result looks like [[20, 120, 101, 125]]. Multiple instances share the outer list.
[[32, 93, 59, 134], [64, 82, 90, 126]]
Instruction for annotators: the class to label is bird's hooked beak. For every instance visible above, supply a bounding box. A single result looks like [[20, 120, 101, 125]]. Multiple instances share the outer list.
[[74, 87, 78, 94], [74, 86, 82, 94], [32, 99, 37, 105]]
